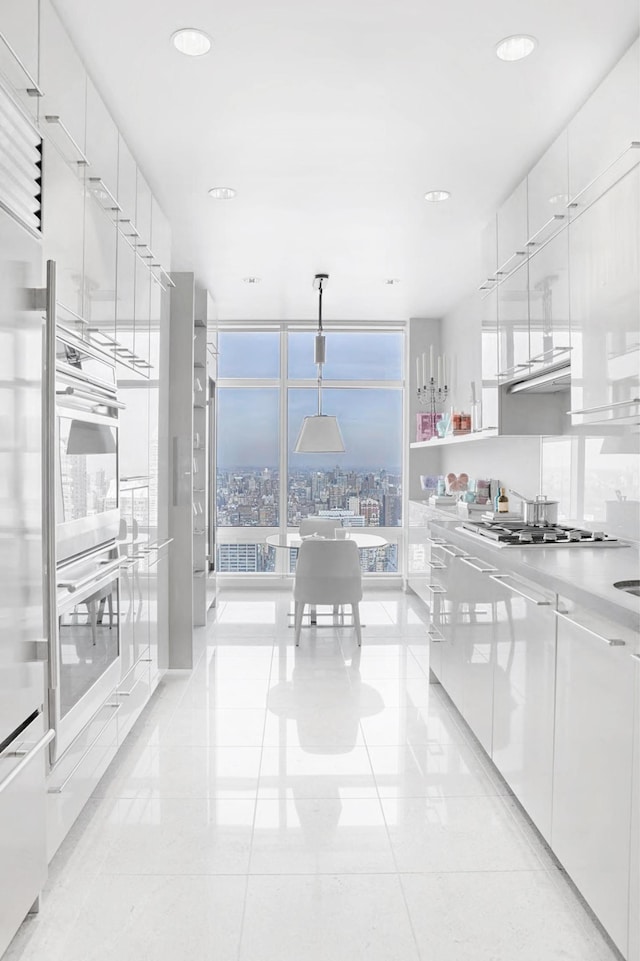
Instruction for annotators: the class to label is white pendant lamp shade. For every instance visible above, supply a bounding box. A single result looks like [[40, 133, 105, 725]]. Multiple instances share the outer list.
[[294, 414, 345, 453], [294, 273, 345, 454]]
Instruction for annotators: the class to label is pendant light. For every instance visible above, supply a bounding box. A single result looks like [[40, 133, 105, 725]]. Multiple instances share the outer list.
[[294, 273, 345, 453]]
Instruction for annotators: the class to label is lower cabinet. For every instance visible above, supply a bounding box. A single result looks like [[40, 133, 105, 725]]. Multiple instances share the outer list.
[[552, 599, 637, 956], [490, 571, 556, 841], [630, 649, 640, 961]]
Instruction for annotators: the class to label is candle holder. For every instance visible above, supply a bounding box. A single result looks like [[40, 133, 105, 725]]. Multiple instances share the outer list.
[[416, 379, 449, 440]]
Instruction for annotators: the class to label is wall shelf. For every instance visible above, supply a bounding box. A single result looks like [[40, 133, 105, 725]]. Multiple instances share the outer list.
[[410, 429, 498, 449]]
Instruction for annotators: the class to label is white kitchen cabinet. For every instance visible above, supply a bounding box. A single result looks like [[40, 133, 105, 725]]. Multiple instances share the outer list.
[[85, 78, 118, 202], [630, 646, 640, 961], [552, 600, 637, 956], [497, 178, 528, 270], [134, 252, 151, 366], [497, 258, 530, 380], [115, 229, 136, 358], [527, 228, 571, 367], [527, 130, 569, 244], [454, 555, 500, 754], [39, 0, 87, 167], [490, 571, 556, 841], [135, 169, 152, 250], [430, 541, 470, 709], [568, 39, 640, 204], [568, 165, 640, 425], [41, 139, 85, 322], [0, 0, 40, 119], [83, 184, 117, 344], [116, 135, 137, 232], [151, 197, 171, 269], [480, 214, 497, 284]]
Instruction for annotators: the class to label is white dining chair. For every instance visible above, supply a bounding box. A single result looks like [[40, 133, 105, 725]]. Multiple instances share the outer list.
[[298, 517, 340, 538], [293, 538, 363, 646]]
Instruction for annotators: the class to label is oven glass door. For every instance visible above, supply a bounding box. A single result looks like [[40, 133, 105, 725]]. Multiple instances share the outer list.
[[58, 576, 120, 720], [57, 413, 118, 524]]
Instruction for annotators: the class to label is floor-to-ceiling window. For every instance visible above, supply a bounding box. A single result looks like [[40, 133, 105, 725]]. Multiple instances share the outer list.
[[216, 325, 404, 575]]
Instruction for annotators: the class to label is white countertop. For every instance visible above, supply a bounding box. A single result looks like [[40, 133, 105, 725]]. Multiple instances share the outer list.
[[424, 510, 640, 630]]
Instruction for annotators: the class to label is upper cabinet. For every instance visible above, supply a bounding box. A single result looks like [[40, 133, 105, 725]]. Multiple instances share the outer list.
[[568, 166, 640, 425], [568, 40, 640, 206], [527, 130, 568, 245], [85, 79, 118, 203], [135, 170, 152, 251], [0, 0, 40, 119], [497, 178, 528, 271], [39, 0, 87, 167], [527, 228, 571, 366]]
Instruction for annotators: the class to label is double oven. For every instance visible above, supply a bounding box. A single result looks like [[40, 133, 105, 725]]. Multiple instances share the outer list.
[[47, 327, 125, 762]]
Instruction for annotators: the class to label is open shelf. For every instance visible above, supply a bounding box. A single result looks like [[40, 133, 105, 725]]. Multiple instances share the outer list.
[[410, 429, 498, 448]]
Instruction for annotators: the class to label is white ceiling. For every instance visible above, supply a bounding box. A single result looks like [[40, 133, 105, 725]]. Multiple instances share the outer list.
[[55, 0, 638, 323]]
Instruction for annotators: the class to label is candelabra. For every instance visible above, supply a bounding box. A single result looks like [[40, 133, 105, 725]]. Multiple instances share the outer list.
[[416, 379, 449, 440]]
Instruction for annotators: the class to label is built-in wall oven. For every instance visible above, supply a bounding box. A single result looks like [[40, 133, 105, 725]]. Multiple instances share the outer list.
[[47, 326, 126, 762], [55, 329, 122, 562]]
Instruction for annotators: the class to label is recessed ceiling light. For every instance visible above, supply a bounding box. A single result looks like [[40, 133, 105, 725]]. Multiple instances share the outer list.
[[495, 35, 537, 62], [384, 278, 400, 285], [243, 276, 261, 284], [424, 190, 450, 202], [208, 187, 236, 200], [171, 28, 212, 57]]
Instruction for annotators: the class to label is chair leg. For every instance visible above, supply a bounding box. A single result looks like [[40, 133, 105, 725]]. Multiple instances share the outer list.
[[87, 601, 97, 646], [294, 602, 304, 646], [352, 603, 362, 646]]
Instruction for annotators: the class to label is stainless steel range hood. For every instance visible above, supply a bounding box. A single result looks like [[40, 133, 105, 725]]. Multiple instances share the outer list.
[[506, 361, 571, 395]]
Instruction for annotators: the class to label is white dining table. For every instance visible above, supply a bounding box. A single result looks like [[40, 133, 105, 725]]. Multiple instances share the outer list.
[[265, 531, 388, 551]]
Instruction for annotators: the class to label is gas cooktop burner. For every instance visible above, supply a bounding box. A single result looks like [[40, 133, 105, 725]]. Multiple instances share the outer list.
[[459, 521, 619, 547]]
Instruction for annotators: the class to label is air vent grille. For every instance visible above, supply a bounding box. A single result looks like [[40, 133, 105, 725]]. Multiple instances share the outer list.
[[0, 80, 41, 233]]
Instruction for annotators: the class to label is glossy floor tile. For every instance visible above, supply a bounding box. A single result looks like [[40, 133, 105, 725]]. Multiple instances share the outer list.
[[5, 588, 621, 961]]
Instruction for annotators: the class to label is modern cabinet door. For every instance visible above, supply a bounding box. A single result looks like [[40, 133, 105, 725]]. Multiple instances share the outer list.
[[430, 542, 469, 707], [569, 166, 640, 425], [85, 79, 119, 204], [490, 572, 556, 841], [480, 288, 499, 431], [454, 555, 500, 754], [568, 39, 640, 203], [135, 170, 152, 251], [497, 178, 528, 269], [630, 646, 640, 961], [527, 228, 571, 367], [134, 254, 151, 365], [83, 186, 117, 345], [527, 130, 569, 244], [39, 0, 87, 165], [497, 258, 530, 380], [115, 229, 136, 358], [0, 0, 40, 119], [116, 135, 137, 236], [41, 140, 85, 323], [480, 214, 497, 284], [552, 600, 636, 955], [151, 197, 171, 268]]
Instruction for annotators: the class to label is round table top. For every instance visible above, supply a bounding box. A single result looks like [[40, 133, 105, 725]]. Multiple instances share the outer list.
[[265, 531, 388, 550]]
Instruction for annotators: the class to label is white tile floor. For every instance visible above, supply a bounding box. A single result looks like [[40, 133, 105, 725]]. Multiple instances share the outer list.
[[5, 589, 620, 961]]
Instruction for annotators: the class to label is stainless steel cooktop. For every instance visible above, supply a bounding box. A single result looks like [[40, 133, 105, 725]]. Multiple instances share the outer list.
[[459, 521, 620, 547]]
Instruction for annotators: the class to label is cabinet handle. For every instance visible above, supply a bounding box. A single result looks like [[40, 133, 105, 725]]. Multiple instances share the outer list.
[[489, 573, 551, 606], [0, 729, 55, 796], [426, 560, 446, 570], [567, 398, 640, 416], [427, 536, 445, 545], [44, 115, 89, 166], [439, 544, 469, 558], [425, 583, 447, 595], [0, 30, 43, 97], [427, 625, 444, 642], [88, 177, 121, 212], [631, 653, 640, 663], [525, 213, 566, 248], [460, 556, 499, 573], [554, 611, 625, 646]]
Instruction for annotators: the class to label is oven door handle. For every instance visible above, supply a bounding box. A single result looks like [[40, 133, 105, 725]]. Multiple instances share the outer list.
[[57, 557, 127, 593], [56, 385, 126, 410]]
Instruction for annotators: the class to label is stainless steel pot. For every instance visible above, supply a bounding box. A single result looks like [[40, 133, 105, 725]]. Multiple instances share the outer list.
[[509, 490, 559, 526]]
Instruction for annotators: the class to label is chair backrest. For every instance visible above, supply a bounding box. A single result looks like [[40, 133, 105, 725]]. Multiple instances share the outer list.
[[299, 517, 340, 539], [294, 538, 363, 605]]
